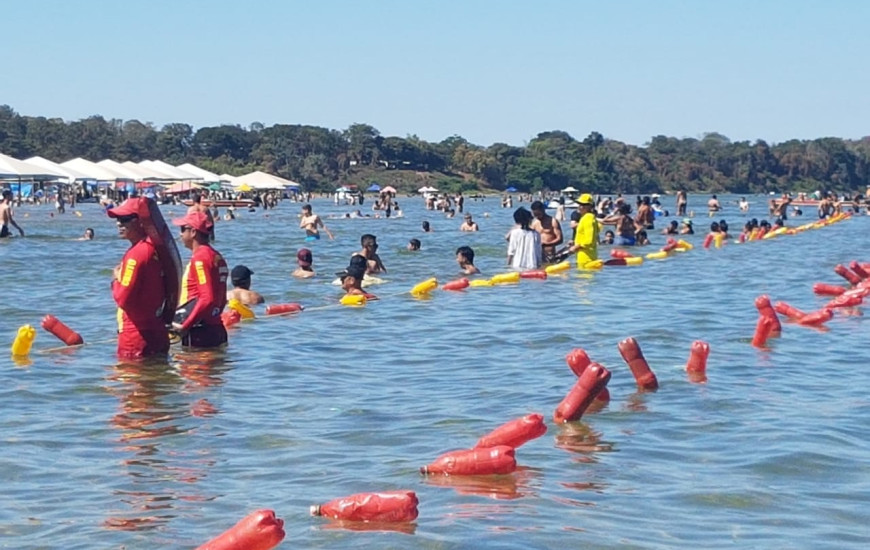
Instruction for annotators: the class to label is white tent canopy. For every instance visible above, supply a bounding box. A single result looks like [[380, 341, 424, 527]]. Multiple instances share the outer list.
[[0, 153, 66, 180], [98, 160, 157, 181], [176, 163, 220, 182], [219, 173, 236, 183], [139, 160, 199, 180], [120, 161, 174, 180], [61, 158, 128, 181], [232, 170, 300, 190], [25, 156, 91, 182]]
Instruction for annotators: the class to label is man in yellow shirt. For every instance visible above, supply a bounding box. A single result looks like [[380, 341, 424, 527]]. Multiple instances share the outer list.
[[566, 193, 599, 267]]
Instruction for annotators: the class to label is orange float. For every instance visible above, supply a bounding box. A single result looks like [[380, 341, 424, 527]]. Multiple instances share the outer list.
[[610, 249, 634, 259], [812, 283, 845, 296], [661, 237, 679, 252], [565, 348, 591, 377], [195, 509, 285, 550], [773, 301, 806, 320], [221, 309, 241, 328], [553, 363, 612, 423], [685, 340, 710, 375], [265, 303, 304, 315], [41, 314, 84, 346], [702, 233, 715, 249], [754, 295, 782, 333], [798, 308, 834, 327], [617, 337, 658, 391], [474, 413, 547, 449], [849, 261, 869, 280], [311, 491, 419, 522], [421, 446, 516, 476], [520, 270, 548, 280], [834, 264, 862, 286], [442, 278, 470, 291], [751, 316, 774, 348], [825, 293, 863, 309]]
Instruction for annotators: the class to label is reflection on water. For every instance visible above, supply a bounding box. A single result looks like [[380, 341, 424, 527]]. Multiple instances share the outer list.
[[423, 468, 539, 500], [554, 422, 614, 457], [317, 519, 417, 535]]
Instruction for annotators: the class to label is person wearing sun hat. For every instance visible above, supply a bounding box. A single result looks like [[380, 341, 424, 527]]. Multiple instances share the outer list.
[[172, 211, 229, 349], [565, 193, 600, 267]]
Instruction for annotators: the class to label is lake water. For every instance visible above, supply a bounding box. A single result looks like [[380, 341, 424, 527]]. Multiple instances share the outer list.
[[1, 194, 868, 549]]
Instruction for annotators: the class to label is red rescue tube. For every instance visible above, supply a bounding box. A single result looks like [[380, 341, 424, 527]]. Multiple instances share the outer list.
[[812, 283, 845, 296], [311, 491, 418, 522], [754, 295, 782, 333], [849, 261, 869, 281], [520, 270, 548, 280], [773, 301, 807, 320], [703, 233, 715, 249], [474, 413, 547, 449], [661, 238, 679, 252], [129, 197, 182, 326], [41, 314, 84, 346], [825, 293, 863, 309], [604, 258, 627, 266], [421, 445, 516, 476], [751, 316, 774, 348], [610, 249, 634, 259], [565, 348, 592, 377], [553, 363, 612, 423], [442, 278, 470, 291], [195, 509, 285, 550], [617, 337, 659, 391], [798, 308, 834, 327], [221, 309, 241, 328], [685, 340, 710, 375], [265, 303, 304, 315], [834, 264, 862, 286]]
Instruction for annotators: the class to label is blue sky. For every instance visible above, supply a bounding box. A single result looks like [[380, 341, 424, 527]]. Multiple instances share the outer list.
[[2, 0, 868, 146]]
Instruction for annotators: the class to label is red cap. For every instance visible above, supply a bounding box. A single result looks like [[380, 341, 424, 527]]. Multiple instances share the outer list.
[[107, 198, 142, 219], [297, 248, 312, 267], [172, 211, 213, 233]]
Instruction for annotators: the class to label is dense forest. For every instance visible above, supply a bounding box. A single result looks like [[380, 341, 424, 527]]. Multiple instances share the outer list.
[[2, 104, 869, 195]]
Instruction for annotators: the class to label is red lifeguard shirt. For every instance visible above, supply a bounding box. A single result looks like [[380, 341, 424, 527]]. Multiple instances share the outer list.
[[178, 244, 228, 330], [112, 237, 167, 333]]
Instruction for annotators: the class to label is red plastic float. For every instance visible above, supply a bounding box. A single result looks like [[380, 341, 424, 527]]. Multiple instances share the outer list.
[[661, 238, 679, 252], [41, 314, 84, 346], [221, 309, 241, 328], [553, 363, 612, 423], [311, 491, 419, 522], [798, 308, 834, 327], [685, 340, 710, 375], [442, 278, 470, 291], [610, 249, 634, 259], [773, 301, 807, 320], [520, 270, 548, 280], [849, 261, 869, 281], [834, 264, 862, 286], [265, 303, 304, 315], [751, 316, 774, 348], [825, 293, 863, 309], [812, 283, 845, 296], [754, 295, 782, 333], [565, 348, 592, 377], [617, 337, 659, 391], [474, 413, 547, 449], [702, 233, 715, 249], [195, 509, 285, 550], [421, 445, 516, 476]]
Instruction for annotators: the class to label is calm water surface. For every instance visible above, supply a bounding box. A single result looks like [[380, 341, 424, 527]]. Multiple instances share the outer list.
[[1, 194, 868, 549]]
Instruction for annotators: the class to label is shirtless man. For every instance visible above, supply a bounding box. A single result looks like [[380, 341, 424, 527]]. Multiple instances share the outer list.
[[226, 265, 264, 305], [707, 195, 721, 215], [188, 191, 215, 241], [292, 248, 316, 278], [353, 234, 387, 274], [676, 190, 687, 217], [300, 204, 334, 240], [1, 190, 24, 238], [530, 200, 563, 263], [459, 213, 479, 231], [635, 196, 655, 230], [456, 246, 481, 275]]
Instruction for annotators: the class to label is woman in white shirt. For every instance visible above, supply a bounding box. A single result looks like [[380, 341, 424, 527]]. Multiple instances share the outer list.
[[507, 207, 542, 270]]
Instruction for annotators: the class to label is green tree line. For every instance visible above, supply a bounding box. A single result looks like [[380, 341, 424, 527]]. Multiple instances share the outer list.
[[2, 105, 869, 195]]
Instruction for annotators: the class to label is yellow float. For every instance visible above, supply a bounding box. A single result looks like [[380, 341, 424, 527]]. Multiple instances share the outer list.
[[11, 325, 36, 356], [227, 298, 255, 319], [545, 261, 571, 274], [645, 250, 669, 260], [580, 259, 604, 270], [469, 278, 494, 287], [410, 277, 438, 296], [340, 294, 367, 306], [625, 256, 644, 266], [490, 272, 520, 285]]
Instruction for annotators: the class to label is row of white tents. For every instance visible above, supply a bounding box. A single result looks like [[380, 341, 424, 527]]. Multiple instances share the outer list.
[[0, 153, 300, 191]]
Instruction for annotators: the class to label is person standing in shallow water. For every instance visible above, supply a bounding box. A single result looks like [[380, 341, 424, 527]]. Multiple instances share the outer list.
[[1, 189, 24, 238], [300, 204, 334, 241]]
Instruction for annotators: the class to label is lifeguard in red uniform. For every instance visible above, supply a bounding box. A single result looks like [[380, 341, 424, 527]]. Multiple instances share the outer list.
[[108, 199, 171, 359], [172, 211, 229, 349]]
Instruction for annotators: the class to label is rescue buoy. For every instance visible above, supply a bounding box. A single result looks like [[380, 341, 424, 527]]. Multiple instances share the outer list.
[[130, 197, 182, 326], [11, 325, 36, 356], [754, 295, 782, 333], [617, 337, 658, 391], [490, 272, 520, 285], [825, 293, 863, 309], [812, 283, 845, 296], [474, 413, 547, 449], [702, 233, 715, 249], [677, 239, 693, 250], [849, 261, 869, 281], [310, 491, 418, 523], [545, 261, 571, 274], [421, 445, 516, 476], [41, 314, 84, 346], [520, 270, 548, 280], [194, 509, 285, 550], [751, 316, 774, 348], [340, 294, 367, 307], [581, 259, 604, 270], [797, 308, 834, 327], [227, 298, 255, 319], [410, 277, 438, 296], [565, 348, 591, 376], [221, 309, 241, 328], [685, 340, 710, 376], [553, 363, 612, 423], [265, 303, 304, 315], [645, 250, 669, 260], [442, 278, 470, 291], [834, 264, 862, 286], [610, 249, 634, 259], [468, 279, 493, 287], [773, 301, 806, 320]]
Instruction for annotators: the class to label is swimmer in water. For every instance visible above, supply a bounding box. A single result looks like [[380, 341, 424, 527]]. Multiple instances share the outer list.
[[456, 245, 480, 275], [1, 189, 25, 238], [300, 204, 334, 240], [292, 248, 316, 279], [226, 265, 264, 305]]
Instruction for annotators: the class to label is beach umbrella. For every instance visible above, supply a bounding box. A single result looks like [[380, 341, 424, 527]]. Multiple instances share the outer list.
[[237, 183, 252, 192], [562, 186, 579, 193], [367, 183, 381, 192], [506, 186, 518, 192], [208, 183, 222, 191], [381, 186, 397, 194], [418, 186, 438, 193]]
